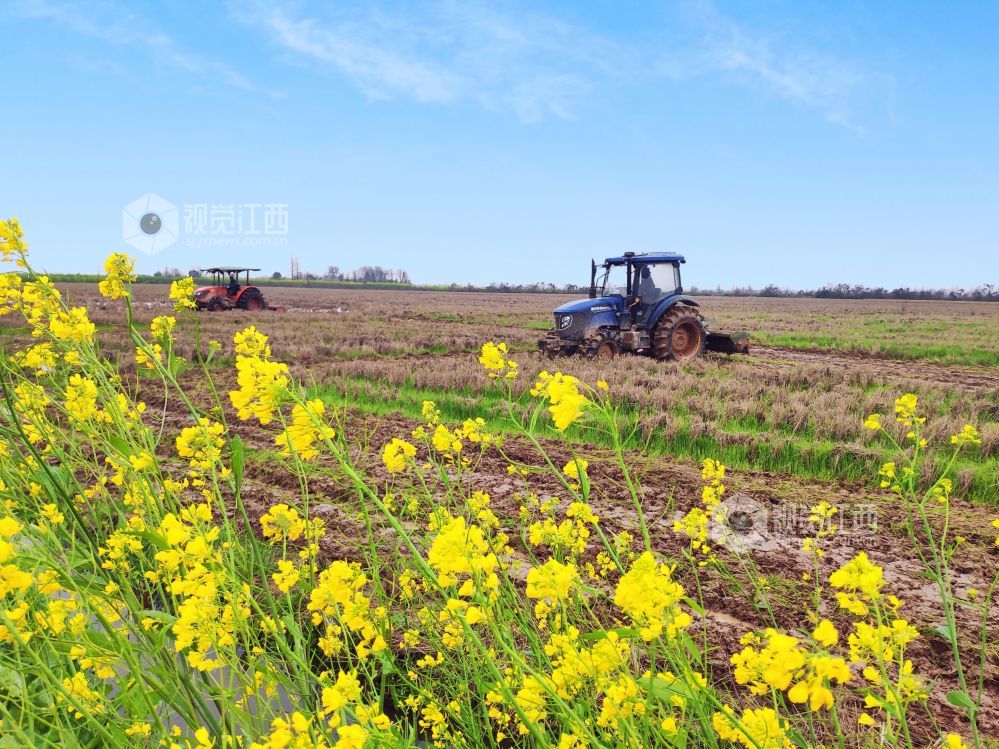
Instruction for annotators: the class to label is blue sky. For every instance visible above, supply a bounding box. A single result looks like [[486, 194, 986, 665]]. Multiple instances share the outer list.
[[1, 0, 997, 289]]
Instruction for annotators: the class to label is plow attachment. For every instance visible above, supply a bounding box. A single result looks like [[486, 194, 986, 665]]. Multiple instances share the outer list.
[[705, 331, 750, 355]]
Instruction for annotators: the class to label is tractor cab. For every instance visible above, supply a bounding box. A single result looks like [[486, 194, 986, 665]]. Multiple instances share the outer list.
[[194, 267, 267, 311], [591, 252, 685, 325]]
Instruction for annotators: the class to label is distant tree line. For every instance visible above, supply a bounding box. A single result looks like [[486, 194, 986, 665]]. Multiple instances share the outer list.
[[688, 282, 998, 301], [37, 270, 999, 301], [276, 265, 411, 284], [476, 282, 588, 294], [455, 280, 999, 300]]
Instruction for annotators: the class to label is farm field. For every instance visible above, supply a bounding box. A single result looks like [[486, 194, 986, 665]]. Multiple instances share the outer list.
[[46, 282, 999, 503], [1, 262, 997, 748]]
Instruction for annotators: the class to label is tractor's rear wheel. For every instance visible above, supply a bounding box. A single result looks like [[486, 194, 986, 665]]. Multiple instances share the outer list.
[[652, 304, 706, 361], [237, 289, 266, 311]]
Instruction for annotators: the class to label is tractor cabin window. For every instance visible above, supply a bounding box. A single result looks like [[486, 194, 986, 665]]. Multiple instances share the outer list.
[[601, 265, 627, 297], [634, 263, 678, 303]]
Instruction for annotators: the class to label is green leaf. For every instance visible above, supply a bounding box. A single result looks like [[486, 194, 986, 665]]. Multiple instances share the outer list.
[[683, 596, 706, 617], [579, 627, 637, 642], [946, 690, 975, 710], [230, 435, 245, 492], [139, 609, 176, 625], [787, 727, 810, 749], [133, 529, 167, 552], [106, 435, 131, 458], [377, 650, 398, 675], [934, 623, 955, 640], [638, 675, 694, 703], [0, 666, 25, 697]]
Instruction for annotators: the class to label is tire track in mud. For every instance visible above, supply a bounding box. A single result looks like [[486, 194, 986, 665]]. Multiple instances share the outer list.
[[750, 346, 999, 393]]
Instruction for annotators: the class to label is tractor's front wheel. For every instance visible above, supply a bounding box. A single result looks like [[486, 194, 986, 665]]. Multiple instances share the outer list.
[[652, 304, 706, 361], [584, 330, 621, 360]]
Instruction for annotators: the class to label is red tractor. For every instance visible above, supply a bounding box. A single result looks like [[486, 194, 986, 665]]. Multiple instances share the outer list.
[[194, 267, 268, 311]]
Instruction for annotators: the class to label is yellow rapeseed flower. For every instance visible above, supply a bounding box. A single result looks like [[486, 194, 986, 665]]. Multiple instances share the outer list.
[[0, 218, 29, 265], [230, 355, 289, 425], [49, 307, 96, 344], [950, 424, 981, 447], [525, 559, 578, 603], [829, 552, 884, 615], [893, 393, 924, 427], [275, 399, 335, 461], [169, 277, 197, 310], [479, 341, 518, 379], [382, 438, 416, 473], [813, 619, 839, 647], [613, 551, 691, 641], [713, 706, 792, 749], [532, 371, 590, 431], [427, 515, 499, 597], [0, 518, 20, 539], [562, 458, 588, 482], [65, 374, 99, 424], [135, 343, 162, 369], [234, 325, 271, 358], [98, 253, 135, 300], [175, 418, 226, 473], [321, 670, 362, 715], [272, 560, 301, 593], [150, 315, 176, 340], [260, 504, 306, 543]]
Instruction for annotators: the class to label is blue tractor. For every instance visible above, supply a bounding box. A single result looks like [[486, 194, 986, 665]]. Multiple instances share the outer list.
[[538, 252, 749, 361]]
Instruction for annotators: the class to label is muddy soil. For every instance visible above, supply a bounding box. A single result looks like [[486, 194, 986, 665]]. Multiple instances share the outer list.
[[138, 370, 999, 741]]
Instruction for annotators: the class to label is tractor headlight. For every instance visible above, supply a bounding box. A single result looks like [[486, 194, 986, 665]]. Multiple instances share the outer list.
[[559, 314, 573, 330]]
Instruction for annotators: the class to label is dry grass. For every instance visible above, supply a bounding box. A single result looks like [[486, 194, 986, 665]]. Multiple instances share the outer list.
[[6, 282, 995, 500]]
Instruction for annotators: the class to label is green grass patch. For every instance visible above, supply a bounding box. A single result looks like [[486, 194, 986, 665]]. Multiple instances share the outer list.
[[309, 377, 998, 505], [754, 331, 999, 367]]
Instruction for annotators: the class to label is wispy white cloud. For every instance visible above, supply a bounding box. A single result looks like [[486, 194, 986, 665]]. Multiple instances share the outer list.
[[13, 0, 878, 129], [658, 0, 870, 131], [10, 0, 258, 92], [229, 0, 875, 128], [228, 0, 628, 122], [262, 11, 461, 104]]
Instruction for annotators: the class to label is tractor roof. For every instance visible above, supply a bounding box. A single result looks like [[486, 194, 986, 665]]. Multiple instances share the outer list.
[[602, 252, 685, 266], [201, 267, 261, 273]]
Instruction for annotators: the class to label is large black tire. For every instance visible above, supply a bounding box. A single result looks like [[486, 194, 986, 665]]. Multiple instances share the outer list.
[[206, 296, 227, 312], [237, 288, 266, 311], [652, 304, 706, 361]]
